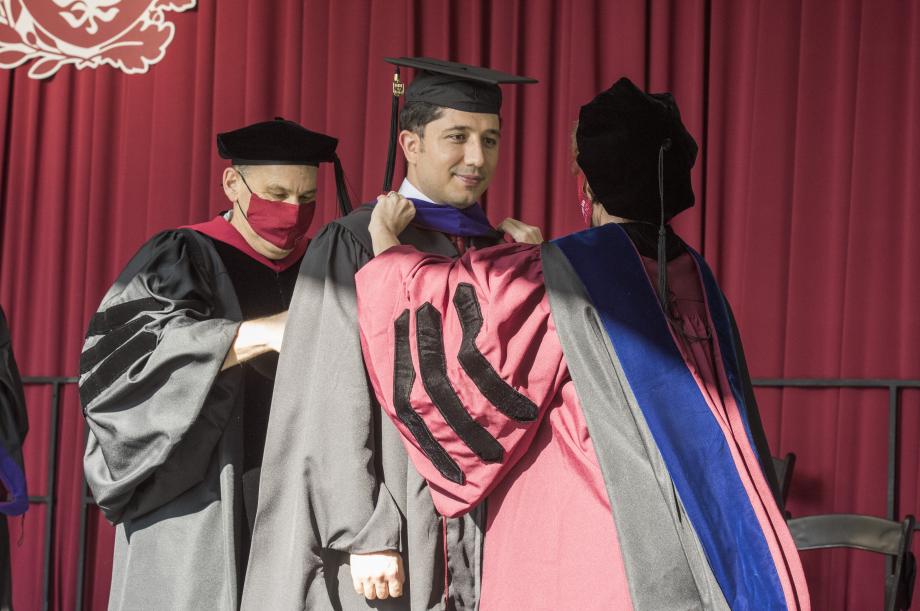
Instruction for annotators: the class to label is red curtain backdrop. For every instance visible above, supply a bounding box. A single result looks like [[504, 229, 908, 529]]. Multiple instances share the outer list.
[[0, 1, 917, 609]]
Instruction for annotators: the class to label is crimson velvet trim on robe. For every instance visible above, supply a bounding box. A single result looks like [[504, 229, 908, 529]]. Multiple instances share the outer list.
[[183, 216, 308, 272]]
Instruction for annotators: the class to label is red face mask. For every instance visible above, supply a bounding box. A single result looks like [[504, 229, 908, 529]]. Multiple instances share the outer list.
[[577, 173, 592, 228], [237, 174, 315, 250]]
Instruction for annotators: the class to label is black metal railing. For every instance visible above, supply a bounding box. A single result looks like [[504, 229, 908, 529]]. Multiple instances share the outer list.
[[75, 425, 92, 611], [751, 378, 920, 577], [751, 378, 920, 524], [22, 376, 79, 611], [17, 376, 920, 610]]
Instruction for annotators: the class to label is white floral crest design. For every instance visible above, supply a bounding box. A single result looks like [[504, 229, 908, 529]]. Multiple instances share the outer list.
[[0, 0, 195, 79], [55, 0, 121, 35]]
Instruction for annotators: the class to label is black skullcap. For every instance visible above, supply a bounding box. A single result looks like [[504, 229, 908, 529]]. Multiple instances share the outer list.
[[217, 118, 351, 215], [217, 117, 338, 166], [576, 77, 698, 223], [381, 57, 537, 191]]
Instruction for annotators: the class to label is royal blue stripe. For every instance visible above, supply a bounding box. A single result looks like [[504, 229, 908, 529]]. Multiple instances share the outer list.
[[553, 224, 785, 610], [688, 249, 760, 456], [407, 198, 496, 237]]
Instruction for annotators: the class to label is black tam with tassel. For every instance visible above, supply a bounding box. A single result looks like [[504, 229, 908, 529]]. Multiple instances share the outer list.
[[575, 77, 699, 307]]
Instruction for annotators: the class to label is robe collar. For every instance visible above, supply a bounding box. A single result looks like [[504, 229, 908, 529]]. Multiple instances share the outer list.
[[182, 213, 308, 272], [397, 179, 498, 238]]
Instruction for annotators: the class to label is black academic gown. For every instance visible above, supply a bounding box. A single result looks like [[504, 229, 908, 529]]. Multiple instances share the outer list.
[[243, 205, 501, 611], [0, 308, 27, 611], [80, 229, 299, 611]]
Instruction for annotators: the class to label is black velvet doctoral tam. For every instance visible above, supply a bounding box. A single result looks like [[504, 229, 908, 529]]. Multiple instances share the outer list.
[[576, 77, 698, 223], [217, 118, 338, 166]]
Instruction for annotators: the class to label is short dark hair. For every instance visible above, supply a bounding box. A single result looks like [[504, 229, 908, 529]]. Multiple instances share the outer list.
[[399, 101, 445, 136]]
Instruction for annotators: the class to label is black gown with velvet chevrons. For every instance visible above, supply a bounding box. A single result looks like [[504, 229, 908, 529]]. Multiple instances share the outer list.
[[79, 219, 301, 611]]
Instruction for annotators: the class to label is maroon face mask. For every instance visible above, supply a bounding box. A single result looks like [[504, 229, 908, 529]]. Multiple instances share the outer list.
[[237, 173, 315, 250]]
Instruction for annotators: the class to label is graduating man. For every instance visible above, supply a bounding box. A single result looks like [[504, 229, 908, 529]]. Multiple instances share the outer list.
[[0, 306, 27, 611], [79, 118, 350, 611], [356, 78, 811, 610], [244, 58, 537, 610]]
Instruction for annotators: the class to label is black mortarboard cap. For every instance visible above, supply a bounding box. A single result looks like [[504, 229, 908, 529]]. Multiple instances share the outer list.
[[576, 77, 697, 224], [217, 118, 351, 215], [388, 57, 536, 114], [381, 57, 537, 191], [577, 78, 698, 311]]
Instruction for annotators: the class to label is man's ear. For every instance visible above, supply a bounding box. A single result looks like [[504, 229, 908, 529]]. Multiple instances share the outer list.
[[398, 130, 422, 165], [222, 167, 241, 203]]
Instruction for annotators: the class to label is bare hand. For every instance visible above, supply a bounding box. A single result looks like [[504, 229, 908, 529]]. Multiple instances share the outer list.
[[497, 218, 544, 244], [369, 192, 416, 255], [370, 192, 416, 237], [221, 310, 288, 370], [350, 550, 404, 600], [263, 310, 287, 352]]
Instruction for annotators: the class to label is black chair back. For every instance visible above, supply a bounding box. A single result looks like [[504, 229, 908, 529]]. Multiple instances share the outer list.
[[788, 513, 916, 611], [771, 452, 796, 514]]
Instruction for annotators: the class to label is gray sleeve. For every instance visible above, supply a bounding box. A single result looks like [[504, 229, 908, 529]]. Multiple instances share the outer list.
[[80, 231, 241, 523], [245, 222, 403, 604]]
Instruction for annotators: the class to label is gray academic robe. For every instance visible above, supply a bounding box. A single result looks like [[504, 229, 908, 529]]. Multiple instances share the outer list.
[[80, 230, 246, 611], [0, 308, 28, 611], [243, 206, 498, 611]]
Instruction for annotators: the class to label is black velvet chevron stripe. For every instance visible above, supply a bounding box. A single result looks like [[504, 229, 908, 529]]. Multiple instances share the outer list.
[[415, 303, 504, 463], [80, 315, 155, 375], [452, 283, 539, 422], [393, 310, 465, 485], [79, 331, 158, 408], [87, 297, 165, 337]]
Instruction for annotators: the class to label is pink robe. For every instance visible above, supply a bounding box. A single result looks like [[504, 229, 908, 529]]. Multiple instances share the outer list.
[[356, 242, 809, 610]]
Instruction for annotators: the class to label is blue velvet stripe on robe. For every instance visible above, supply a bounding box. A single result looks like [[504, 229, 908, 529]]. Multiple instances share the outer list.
[[688, 247, 761, 453], [553, 223, 786, 610]]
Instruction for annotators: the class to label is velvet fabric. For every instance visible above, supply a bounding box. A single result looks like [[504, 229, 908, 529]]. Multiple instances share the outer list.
[[554, 223, 804, 609], [356, 243, 635, 610], [576, 77, 698, 222], [405, 199, 499, 238], [354, 233, 808, 609], [0, 451, 25, 517], [216, 117, 338, 165], [182, 216, 309, 272], [357, 243, 560, 515]]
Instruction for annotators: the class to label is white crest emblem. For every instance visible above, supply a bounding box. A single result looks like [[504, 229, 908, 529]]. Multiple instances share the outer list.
[[0, 0, 195, 79]]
